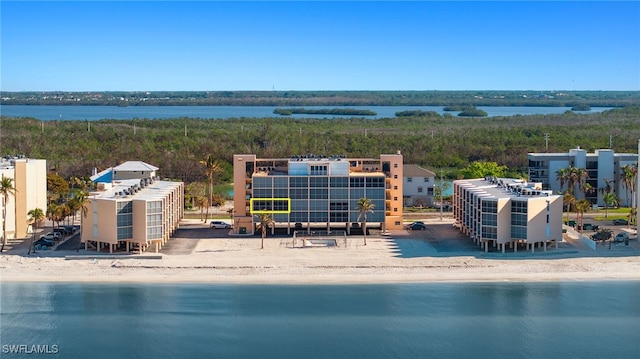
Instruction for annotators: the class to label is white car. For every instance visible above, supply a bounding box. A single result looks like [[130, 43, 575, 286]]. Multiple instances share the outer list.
[[210, 221, 231, 229]]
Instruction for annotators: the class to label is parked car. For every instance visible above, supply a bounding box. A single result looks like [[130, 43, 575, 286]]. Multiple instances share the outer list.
[[210, 221, 231, 229], [407, 222, 427, 230], [615, 232, 629, 243], [612, 219, 628, 225], [40, 233, 57, 241], [53, 228, 67, 237], [34, 238, 55, 247]]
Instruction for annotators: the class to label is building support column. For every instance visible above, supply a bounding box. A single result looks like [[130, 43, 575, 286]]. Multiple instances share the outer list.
[[109, 243, 113, 254], [156, 242, 159, 253], [502, 243, 505, 253], [544, 241, 547, 251]]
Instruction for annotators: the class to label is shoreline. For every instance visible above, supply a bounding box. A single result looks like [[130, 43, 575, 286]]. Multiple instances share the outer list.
[[2, 220, 639, 285]]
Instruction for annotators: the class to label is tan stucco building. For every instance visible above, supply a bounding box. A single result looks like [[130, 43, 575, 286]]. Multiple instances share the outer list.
[[453, 177, 563, 253], [82, 161, 184, 253], [0, 157, 47, 241], [233, 153, 404, 235]]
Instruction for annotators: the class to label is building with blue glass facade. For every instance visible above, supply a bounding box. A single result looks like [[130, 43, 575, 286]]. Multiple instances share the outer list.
[[233, 153, 403, 235]]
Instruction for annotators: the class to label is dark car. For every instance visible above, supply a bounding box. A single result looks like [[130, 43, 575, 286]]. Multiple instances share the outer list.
[[407, 222, 427, 230], [612, 219, 628, 225], [34, 238, 55, 248]]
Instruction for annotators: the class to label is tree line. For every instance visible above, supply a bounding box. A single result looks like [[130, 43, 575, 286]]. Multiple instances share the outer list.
[[1, 107, 639, 185], [2, 90, 639, 107]]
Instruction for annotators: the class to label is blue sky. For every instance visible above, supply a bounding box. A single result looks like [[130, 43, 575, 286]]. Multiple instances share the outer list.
[[1, 1, 639, 91]]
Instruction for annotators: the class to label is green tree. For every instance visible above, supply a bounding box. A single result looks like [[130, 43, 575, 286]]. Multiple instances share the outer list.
[[562, 191, 575, 223], [627, 207, 637, 228], [27, 207, 45, 254], [555, 167, 569, 192], [1, 176, 17, 251], [575, 198, 591, 233], [255, 213, 274, 249], [434, 172, 451, 221], [602, 192, 618, 218], [46, 173, 69, 204], [199, 155, 224, 207], [593, 228, 612, 245], [70, 190, 90, 239], [459, 161, 507, 179], [620, 164, 637, 207], [356, 198, 375, 246]]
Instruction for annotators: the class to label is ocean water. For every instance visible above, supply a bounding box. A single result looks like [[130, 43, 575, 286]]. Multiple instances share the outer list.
[[0, 105, 611, 121], [1, 281, 638, 359]]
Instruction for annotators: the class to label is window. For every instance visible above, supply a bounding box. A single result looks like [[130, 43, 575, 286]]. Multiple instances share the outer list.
[[394, 163, 398, 168], [393, 174, 398, 179], [310, 165, 327, 175], [407, 177, 413, 183], [424, 178, 430, 182], [417, 187, 423, 193]]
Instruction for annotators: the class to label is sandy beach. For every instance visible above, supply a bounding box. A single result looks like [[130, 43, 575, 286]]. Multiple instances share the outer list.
[[2, 219, 639, 284]]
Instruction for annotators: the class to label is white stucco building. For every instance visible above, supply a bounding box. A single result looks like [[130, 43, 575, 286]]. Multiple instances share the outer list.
[[403, 164, 436, 207], [528, 147, 638, 206]]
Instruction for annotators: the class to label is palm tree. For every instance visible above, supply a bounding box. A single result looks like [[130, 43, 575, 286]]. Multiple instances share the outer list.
[[620, 164, 637, 208], [27, 208, 45, 254], [227, 208, 234, 228], [593, 228, 612, 245], [627, 207, 637, 229], [569, 167, 589, 195], [356, 198, 375, 246], [562, 191, 575, 223], [575, 199, 591, 233], [255, 213, 274, 249], [199, 155, 224, 207], [1, 176, 17, 252], [194, 196, 207, 222], [72, 190, 90, 239], [555, 167, 569, 192], [602, 192, 618, 219]]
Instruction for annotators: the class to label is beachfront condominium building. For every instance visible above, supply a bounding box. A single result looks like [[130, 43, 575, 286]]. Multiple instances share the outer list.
[[453, 177, 563, 253], [233, 153, 403, 235], [528, 147, 638, 206], [82, 161, 184, 253], [0, 156, 47, 242], [403, 164, 436, 207]]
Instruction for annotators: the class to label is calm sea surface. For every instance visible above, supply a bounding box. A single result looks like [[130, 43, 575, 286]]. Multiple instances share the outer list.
[[0, 105, 612, 121], [1, 281, 638, 359]]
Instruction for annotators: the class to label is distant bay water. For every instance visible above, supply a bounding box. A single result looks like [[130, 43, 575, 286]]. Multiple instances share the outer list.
[[1, 281, 638, 359], [0, 105, 612, 121]]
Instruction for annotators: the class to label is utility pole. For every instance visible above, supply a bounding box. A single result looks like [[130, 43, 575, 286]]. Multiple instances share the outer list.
[[184, 124, 187, 137], [440, 169, 444, 221], [609, 134, 613, 149], [544, 133, 549, 152]]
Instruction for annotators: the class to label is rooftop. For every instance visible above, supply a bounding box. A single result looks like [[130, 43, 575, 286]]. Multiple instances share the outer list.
[[403, 164, 436, 178], [92, 177, 181, 201], [455, 177, 557, 200], [113, 161, 159, 172]]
